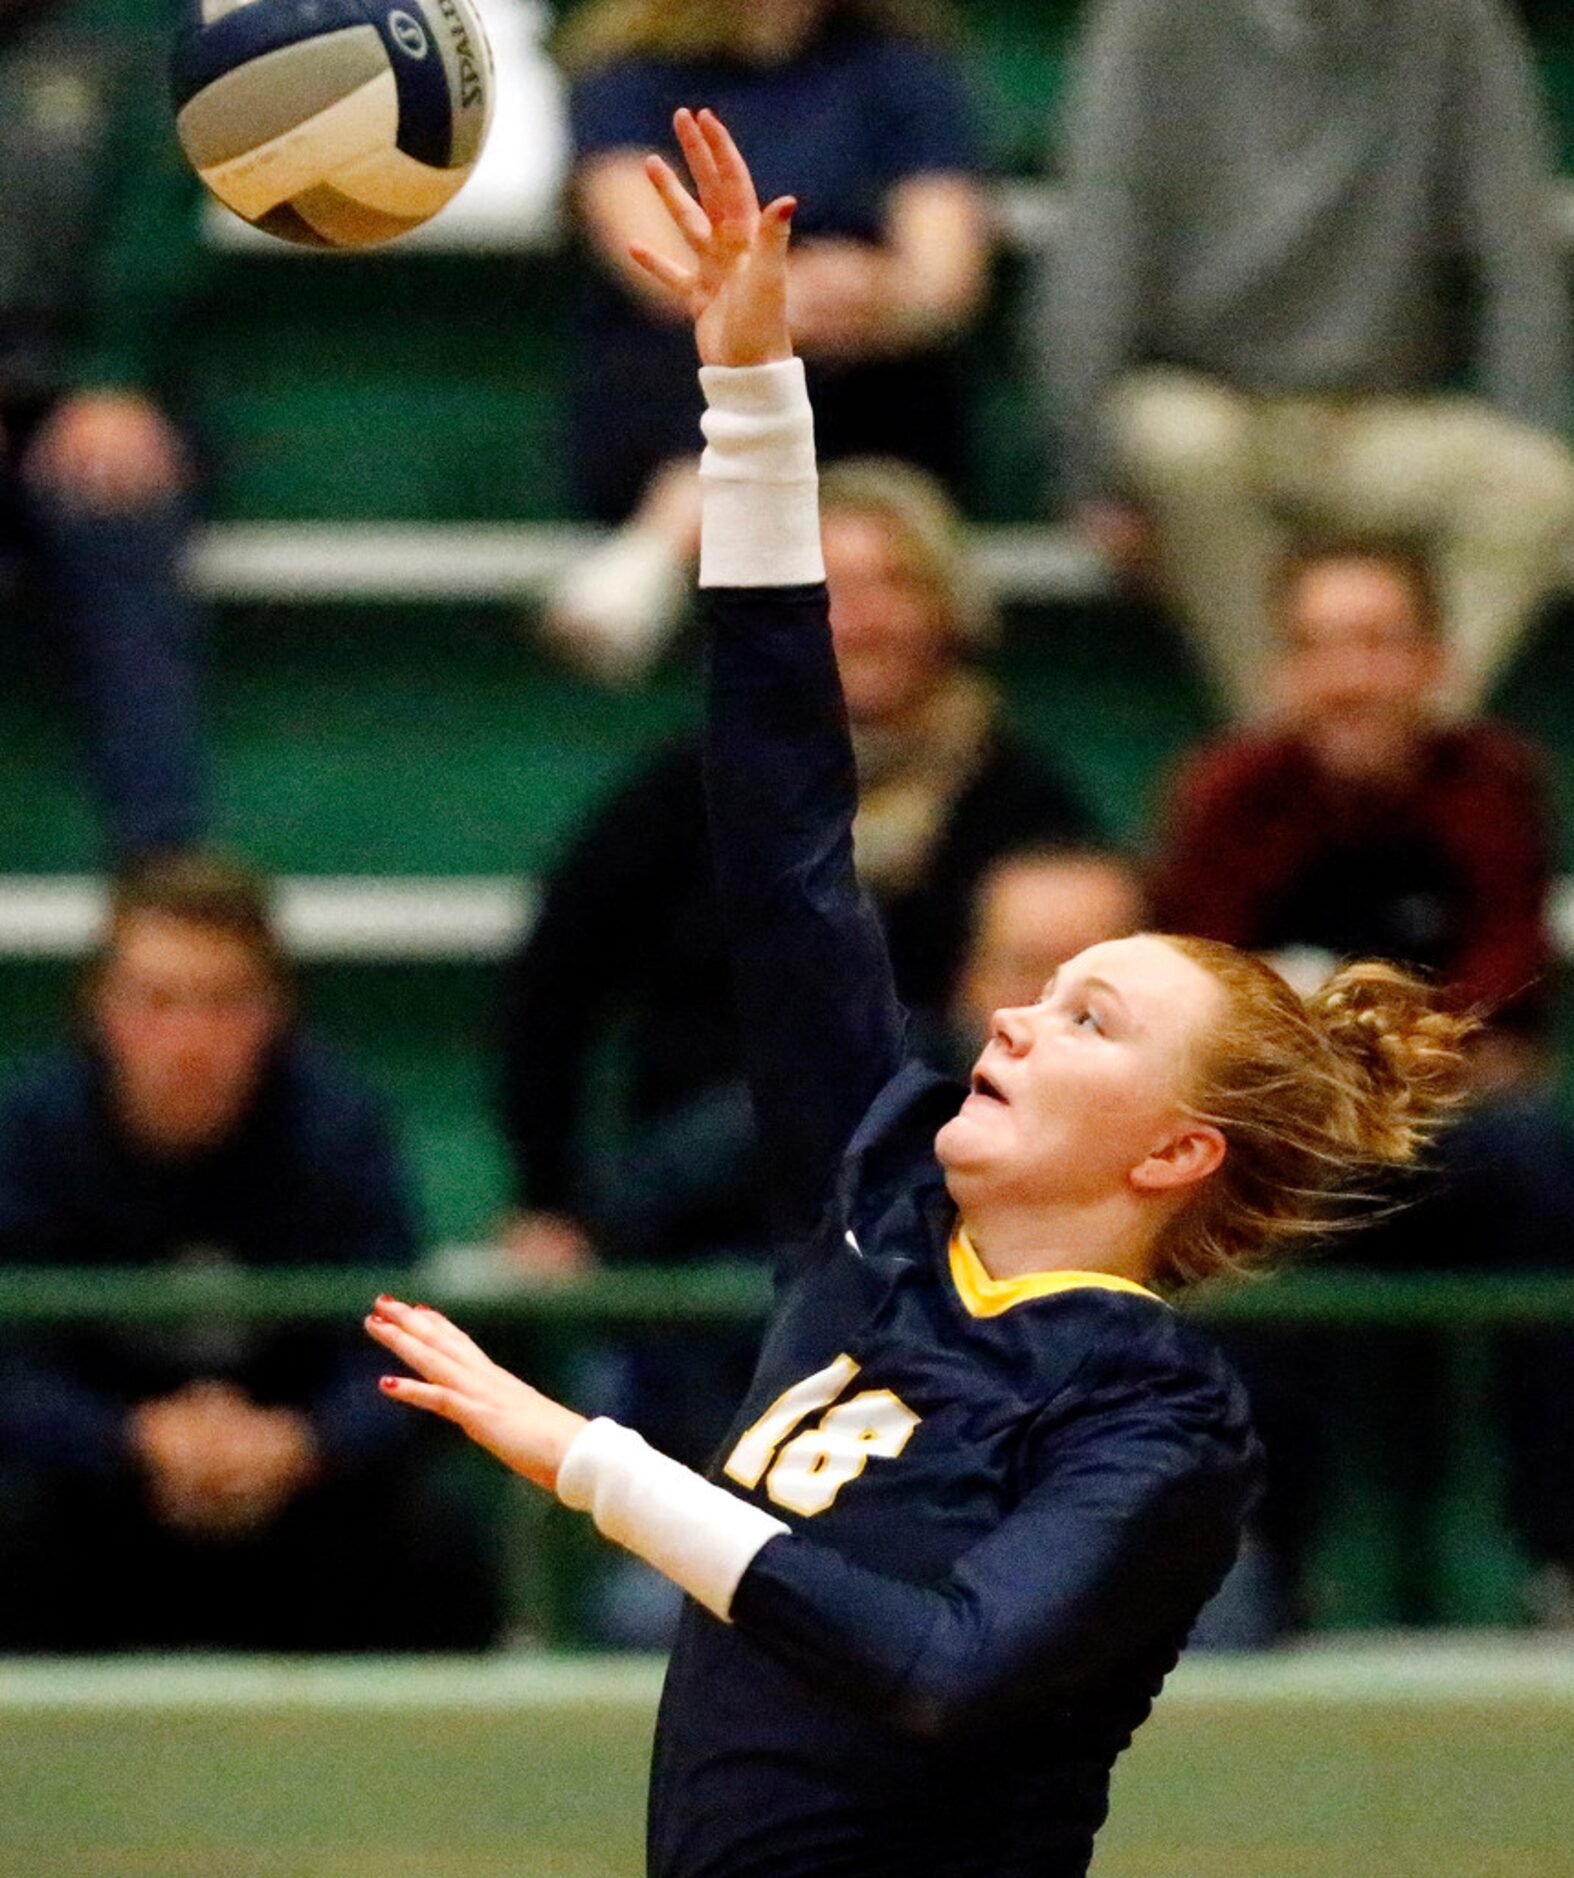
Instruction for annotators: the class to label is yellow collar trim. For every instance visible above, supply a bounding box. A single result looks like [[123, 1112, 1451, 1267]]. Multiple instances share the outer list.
[[948, 1225, 1166, 1318]]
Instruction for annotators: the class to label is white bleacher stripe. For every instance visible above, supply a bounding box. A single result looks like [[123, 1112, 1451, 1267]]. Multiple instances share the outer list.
[[187, 519, 1574, 606], [0, 876, 533, 961], [186, 520, 1113, 603], [991, 180, 1574, 250], [184, 159, 1574, 605], [205, 179, 1574, 254], [188, 522, 606, 602], [0, 873, 1569, 963]]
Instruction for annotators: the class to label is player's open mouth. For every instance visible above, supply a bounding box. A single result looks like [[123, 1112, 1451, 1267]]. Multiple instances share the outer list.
[[969, 1070, 1007, 1105]]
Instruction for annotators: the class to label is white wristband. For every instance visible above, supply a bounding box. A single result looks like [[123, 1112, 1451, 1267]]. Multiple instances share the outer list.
[[556, 1417, 789, 1622], [698, 359, 825, 590]]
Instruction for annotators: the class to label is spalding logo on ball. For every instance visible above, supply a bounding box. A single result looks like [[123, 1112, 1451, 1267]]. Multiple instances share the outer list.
[[172, 0, 494, 248]]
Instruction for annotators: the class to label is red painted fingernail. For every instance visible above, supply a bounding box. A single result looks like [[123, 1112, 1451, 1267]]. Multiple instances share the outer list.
[[380, 1376, 400, 1391], [375, 1294, 396, 1307]]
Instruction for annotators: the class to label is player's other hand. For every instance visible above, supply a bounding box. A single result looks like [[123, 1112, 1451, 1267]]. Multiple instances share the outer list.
[[629, 107, 794, 370], [366, 1295, 587, 1493]]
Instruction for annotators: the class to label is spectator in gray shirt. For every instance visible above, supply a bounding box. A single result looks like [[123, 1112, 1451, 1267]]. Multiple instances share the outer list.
[[1044, 0, 1574, 717]]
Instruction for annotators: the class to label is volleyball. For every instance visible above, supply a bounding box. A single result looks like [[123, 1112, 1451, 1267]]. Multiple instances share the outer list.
[[171, 0, 494, 249]]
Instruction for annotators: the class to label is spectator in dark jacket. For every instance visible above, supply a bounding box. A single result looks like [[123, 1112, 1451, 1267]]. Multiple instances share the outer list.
[[1151, 545, 1574, 1627], [0, 0, 209, 861], [0, 854, 500, 1651]]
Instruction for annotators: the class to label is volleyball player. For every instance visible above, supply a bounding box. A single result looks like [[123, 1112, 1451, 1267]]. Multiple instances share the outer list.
[[367, 110, 1472, 1878]]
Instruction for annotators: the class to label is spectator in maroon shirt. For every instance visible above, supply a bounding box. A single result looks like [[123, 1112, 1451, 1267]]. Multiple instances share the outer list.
[[1152, 544, 1554, 1049], [1151, 545, 1574, 1630]]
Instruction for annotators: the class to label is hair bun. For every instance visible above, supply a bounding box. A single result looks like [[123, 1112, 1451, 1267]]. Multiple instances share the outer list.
[[1307, 962, 1474, 1162]]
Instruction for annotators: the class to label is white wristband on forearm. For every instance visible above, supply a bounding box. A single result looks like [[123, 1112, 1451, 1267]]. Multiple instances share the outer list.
[[556, 1417, 789, 1622], [698, 359, 825, 590]]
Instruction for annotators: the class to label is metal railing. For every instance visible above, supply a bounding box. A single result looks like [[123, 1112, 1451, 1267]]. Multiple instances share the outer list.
[[5, 1263, 1572, 1638], [1, 1259, 1573, 1327]]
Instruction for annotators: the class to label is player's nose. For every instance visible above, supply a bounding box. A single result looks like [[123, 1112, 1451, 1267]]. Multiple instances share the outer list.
[[991, 1005, 1033, 1054]]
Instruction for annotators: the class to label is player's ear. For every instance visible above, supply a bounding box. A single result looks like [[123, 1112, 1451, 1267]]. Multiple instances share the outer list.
[[1129, 1124, 1225, 1195]]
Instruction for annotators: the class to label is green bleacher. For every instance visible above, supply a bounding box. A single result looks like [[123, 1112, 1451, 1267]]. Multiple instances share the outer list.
[[0, 0, 1570, 1257]]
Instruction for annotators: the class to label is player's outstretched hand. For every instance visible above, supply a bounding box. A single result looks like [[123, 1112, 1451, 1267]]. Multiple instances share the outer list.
[[365, 1295, 586, 1492], [630, 107, 794, 370]]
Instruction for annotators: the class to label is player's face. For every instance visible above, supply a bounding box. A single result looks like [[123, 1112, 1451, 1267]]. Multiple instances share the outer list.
[[92, 912, 286, 1153], [955, 857, 1146, 1049], [935, 935, 1225, 1209], [824, 512, 952, 729]]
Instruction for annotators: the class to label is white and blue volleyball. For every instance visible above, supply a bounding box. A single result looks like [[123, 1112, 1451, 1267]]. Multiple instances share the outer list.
[[172, 0, 494, 248]]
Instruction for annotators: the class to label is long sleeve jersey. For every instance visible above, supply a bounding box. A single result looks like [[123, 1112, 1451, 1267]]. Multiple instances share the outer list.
[[496, 728, 1092, 1245], [633, 566, 1260, 1878]]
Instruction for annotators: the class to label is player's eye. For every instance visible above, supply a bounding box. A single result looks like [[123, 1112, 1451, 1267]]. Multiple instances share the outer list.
[[1071, 1007, 1104, 1035]]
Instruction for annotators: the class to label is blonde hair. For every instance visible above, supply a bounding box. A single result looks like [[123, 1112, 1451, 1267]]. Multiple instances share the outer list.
[[819, 456, 996, 651], [557, 0, 957, 74], [1152, 939, 1476, 1289]]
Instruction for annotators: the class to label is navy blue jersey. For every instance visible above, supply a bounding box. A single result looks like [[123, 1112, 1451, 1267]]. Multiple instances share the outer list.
[[647, 582, 1260, 1878]]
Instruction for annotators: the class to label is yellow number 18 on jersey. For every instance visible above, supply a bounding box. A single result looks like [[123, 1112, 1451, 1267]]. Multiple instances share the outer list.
[[724, 1355, 921, 1517]]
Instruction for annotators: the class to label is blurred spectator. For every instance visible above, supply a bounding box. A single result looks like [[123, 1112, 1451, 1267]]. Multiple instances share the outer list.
[[0, 855, 501, 1651], [1152, 546, 1554, 1038], [1151, 545, 1574, 1628], [499, 455, 1092, 1325], [1046, 0, 1574, 718], [545, 0, 990, 681], [0, 0, 208, 861], [950, 843, 1147, 1057]]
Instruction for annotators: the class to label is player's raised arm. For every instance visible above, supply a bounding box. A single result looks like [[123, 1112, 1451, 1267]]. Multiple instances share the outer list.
[[632, 110, 909, 1236]]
